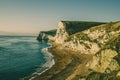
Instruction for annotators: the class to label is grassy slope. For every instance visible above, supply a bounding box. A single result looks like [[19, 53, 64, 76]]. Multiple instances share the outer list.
[[62, 21, 106, 35]]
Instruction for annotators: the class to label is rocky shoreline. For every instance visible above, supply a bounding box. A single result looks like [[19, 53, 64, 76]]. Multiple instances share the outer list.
[[24, 46, 55, 80], [32, 42, 93, 80]]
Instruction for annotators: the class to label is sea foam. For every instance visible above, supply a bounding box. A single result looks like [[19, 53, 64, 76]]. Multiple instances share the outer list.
[[28, 46, 55, 80]]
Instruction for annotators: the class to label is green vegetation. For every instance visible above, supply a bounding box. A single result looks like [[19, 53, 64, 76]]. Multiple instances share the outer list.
[[103, 34, 120, 50], [40, 29, 57, 36], [37, 29, 56, 41], [66, 32, 91, 42], [90, 22, 120, 32], [86, 71, 120, 80], [62, 21, 106, 35]]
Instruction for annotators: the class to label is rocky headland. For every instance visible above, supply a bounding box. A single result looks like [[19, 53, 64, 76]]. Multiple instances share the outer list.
[[37, 29, 56, 41], [34, 21, 120, 80]]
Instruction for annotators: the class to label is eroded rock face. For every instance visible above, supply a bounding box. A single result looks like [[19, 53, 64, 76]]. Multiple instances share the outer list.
[[88, 49, 119, 73], [55, 22, 69, 43]]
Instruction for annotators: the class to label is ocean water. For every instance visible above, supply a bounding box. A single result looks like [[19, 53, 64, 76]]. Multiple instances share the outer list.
[[0, 36, 51, 80]]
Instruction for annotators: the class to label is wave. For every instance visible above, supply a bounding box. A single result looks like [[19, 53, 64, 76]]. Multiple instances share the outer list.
[[23, 46, 55, 80], [0, 46, 8, 51]]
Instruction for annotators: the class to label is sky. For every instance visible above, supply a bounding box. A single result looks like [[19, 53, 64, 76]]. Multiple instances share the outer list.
[[0, 0, 120, 34]]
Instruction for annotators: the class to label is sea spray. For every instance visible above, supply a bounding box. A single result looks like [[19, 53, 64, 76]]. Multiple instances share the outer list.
[[28, 46, 55, 80]]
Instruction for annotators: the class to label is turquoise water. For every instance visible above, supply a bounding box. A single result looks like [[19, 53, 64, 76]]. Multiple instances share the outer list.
[[0, 36, 50, 80]]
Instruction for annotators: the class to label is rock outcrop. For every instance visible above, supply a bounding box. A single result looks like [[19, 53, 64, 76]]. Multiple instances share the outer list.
[[37, 29, 56, 41]]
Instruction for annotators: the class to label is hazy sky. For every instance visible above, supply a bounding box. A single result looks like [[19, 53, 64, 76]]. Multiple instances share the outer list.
[[0, 0, 120, 34]]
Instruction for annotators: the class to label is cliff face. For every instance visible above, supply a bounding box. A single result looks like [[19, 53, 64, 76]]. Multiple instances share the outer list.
[[55, 21, 69, 43], [54, 21, 120, 79], [55, 21, 105, 43], [37, 29, 56, 41]]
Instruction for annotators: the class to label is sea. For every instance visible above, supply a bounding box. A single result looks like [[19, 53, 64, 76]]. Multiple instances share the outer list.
[[0, 36, 54, 80]]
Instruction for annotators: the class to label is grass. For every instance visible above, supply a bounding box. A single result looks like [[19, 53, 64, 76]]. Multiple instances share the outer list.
[[66, 32, 91, 43], [86, 71, 120, 80], [61, 21, 106, 35]]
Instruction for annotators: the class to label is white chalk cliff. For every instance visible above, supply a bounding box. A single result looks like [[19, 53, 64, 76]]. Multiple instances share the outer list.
[[54, 21, 120, 79], [55, 21, 105, 43]]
